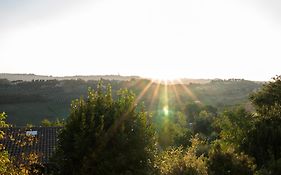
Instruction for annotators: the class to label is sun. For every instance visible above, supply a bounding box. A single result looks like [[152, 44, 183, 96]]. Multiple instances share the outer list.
[[149, 73, 179, 83]]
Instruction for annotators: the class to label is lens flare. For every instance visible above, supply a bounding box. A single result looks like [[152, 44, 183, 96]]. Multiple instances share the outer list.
[[163, 106, 169, 116]]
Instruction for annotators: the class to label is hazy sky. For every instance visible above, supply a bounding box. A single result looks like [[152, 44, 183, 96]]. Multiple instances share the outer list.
[[1, 0, 281, 80]]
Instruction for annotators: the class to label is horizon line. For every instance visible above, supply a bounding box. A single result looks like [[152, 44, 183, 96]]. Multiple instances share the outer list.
[[0, 72, 270, 82]]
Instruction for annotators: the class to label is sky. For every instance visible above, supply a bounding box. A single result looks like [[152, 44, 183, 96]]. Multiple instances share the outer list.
[[0, 0, 281, 81]]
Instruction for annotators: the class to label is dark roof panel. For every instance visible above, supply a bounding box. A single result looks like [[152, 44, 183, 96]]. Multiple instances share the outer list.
[[0, 127, 62, 163]]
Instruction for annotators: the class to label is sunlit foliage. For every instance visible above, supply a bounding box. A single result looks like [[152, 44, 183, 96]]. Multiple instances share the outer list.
[[41, 118, 64, 127], [154, 135, 208, 175], [0, 112, 41, 175]]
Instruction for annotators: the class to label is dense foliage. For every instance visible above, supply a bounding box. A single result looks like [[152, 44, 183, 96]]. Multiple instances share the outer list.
[[242, 76, 281, 174], [53, 83, 157, 175], [208, 143, 256, 175]]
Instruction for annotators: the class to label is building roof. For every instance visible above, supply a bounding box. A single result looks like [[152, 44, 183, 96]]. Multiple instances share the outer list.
[[0, 127, 62, 163]]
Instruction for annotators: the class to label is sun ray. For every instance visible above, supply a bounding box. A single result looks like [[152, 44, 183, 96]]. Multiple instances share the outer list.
[[149, 82, 160, 110], [176, 79, 201, 103], [164, 80, 168, 103], [171, 83, 184, 110], [162, 79, 170, 116], [135, 80, 154, 104]]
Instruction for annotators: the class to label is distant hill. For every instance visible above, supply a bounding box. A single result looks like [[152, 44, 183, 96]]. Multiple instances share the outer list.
[[177, 78, 211, 84], [0, 77, 263, 126], [0, 73, 216, 84], [0, 73, 140, 81]]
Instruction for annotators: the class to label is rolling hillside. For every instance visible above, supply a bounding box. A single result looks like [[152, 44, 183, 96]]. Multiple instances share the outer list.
[[0, 75, 262, 125]]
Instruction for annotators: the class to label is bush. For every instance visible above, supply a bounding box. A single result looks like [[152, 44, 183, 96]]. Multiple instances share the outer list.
[[154, 135, 208, 175]]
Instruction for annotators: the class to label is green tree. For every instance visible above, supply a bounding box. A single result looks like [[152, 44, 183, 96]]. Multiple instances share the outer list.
[[192, 110, 215, 137], [173, 112, 193, 148], [53, 83, 157, 175], [250, 75, 281, 116], [184, 103, 201, 123], [243, 75, 281, 173], [243, 115, 281, 167], [157, 111, 192, 148], [208, 143, 256, 175], [214, 107, 253, 149]]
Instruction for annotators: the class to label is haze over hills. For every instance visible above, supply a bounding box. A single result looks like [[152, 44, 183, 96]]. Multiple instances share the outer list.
[[0, 73, 140, 82], [0, 73, 263, 84]]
